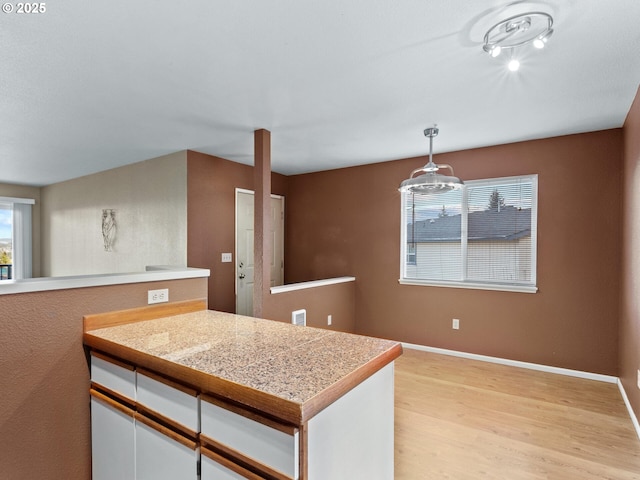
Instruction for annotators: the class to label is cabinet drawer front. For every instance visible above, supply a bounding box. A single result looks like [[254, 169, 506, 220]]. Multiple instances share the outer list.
[[90, 353, 135, 401], [201, 400, 298, 479], [135, 418, 198, 480], [136, 370, 199, 433]]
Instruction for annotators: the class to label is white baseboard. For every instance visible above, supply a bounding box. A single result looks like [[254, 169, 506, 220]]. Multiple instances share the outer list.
[[402, 342, 640, 440], [617, 379, 640, 441], [401, 342, 618, 383]]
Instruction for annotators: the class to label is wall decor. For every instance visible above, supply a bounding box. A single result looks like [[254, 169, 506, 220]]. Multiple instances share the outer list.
[[101, 209, 117, 251]]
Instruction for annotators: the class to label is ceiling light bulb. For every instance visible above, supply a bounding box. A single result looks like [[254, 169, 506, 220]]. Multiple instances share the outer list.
[[508, 59, 520, 72], [491, 45, 502, 57], [533, 38, 545, 49]]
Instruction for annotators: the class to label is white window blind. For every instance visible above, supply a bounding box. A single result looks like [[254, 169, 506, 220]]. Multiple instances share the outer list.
[[400, 175, 537, 292]]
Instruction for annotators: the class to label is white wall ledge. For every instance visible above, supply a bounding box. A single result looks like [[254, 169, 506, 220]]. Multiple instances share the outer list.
[[270, 276, 356, 294], [0, 266, 210, 295]]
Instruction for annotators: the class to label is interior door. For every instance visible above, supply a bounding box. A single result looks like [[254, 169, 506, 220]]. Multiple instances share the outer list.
[[236, 190, 284, 316]]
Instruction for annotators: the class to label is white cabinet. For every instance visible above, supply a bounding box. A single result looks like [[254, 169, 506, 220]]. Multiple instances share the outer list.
[[90, 390, 135, 480], [89, 350, 395, 480], [135, 414, 198, 480], [201, 395, 299, 479], [90, 353, 199, 480]]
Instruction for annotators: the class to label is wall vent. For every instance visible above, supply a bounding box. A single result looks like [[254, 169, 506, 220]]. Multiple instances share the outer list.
[[291, 309, 306, 327]]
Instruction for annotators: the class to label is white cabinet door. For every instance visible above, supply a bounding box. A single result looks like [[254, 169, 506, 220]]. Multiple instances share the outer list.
[[135, 414, 198, 480], [90, 391, 135, 480]]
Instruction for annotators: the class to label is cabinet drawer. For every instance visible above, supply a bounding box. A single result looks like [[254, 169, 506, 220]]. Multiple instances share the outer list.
[[136, 369, 199, 435], [201, 396, 299, 479], [201, 447, 266, 480], [90, 352, 135, 401]]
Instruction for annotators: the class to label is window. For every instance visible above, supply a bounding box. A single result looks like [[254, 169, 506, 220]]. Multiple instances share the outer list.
[[400, 174, 537, 293], [0, 197, 34, 280]]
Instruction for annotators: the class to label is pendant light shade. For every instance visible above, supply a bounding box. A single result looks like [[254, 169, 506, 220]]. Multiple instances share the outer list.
[[398, 127, 464, 194]]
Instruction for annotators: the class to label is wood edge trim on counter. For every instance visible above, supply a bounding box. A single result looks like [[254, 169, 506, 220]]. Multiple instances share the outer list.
[[90, 388, 135, 418], [200, 447, 265, 480], [201, 393, 299, 436], [83, 336, 304, 424], [138, 367, 199, 397], [83, 298, 207, 332], [134, 411, 197, 451], [200, 434, 293, 480], [299, 342, 403, 423]]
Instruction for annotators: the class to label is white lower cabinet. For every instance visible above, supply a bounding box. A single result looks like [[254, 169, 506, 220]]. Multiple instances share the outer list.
[[135, 414, 198, 480], [90, 354, 199, 480], [89, 350, 395, 480], [90, 391, 135, 480]]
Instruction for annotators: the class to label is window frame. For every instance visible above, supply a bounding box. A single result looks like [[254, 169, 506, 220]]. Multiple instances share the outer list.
[[399, 174, 538, 293]]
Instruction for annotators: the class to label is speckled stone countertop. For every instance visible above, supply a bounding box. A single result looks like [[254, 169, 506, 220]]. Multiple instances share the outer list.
[[84, 308, 402, 424]]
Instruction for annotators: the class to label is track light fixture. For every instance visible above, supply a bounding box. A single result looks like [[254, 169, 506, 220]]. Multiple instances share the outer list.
[[483, 11, 554, 72]]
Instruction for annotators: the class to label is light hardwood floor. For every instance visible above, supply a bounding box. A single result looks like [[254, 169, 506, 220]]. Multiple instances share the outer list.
[[394, 348, 640, 479]]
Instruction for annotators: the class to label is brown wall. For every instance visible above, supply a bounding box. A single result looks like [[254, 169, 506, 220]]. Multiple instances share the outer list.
[[186, 150, 288, 313], [621, 87, 640, 418], [263, 280, 356, 332], [0, 277, 208, 480], [286, 130, 623, 375]]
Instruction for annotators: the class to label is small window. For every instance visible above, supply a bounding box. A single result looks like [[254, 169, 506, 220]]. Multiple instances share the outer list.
[[0, 197, 34, 280], [400, 175, 537, 293], [0, 202, 12, 279]]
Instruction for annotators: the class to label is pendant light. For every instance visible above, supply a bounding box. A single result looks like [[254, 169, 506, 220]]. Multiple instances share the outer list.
[[398, 126, 464, 194]]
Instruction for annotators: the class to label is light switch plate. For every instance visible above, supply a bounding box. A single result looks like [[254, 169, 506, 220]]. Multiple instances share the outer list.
[[221, 252, 232, 263]]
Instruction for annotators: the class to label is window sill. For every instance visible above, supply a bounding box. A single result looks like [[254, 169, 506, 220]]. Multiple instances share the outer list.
[[398, 278, 537, 294]]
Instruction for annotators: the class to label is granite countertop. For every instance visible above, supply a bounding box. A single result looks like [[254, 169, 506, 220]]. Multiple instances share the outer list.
[[84, 308, 402, 424]]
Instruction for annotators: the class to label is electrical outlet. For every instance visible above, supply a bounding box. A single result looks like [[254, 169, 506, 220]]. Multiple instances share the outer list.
[[452, 318, 460, 330], [148, 288, 169, 304], [221, 253, 232, 263], [327, 314, 332, 326]]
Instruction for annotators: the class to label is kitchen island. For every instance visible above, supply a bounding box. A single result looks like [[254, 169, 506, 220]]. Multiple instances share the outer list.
[[83, 300, 402, 480]]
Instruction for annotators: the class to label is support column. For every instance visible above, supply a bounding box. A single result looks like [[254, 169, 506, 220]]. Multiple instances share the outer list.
[[253, 129, 272, 318]]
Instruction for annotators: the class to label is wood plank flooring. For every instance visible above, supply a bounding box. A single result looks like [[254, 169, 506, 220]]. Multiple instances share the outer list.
[[394, 348, 640, 479]]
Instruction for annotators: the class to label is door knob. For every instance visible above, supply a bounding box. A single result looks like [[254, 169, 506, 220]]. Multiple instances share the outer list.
[[238, 273, 246, 279]]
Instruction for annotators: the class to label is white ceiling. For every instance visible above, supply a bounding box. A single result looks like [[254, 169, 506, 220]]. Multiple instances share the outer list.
[[2, 0, 639, 187]]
